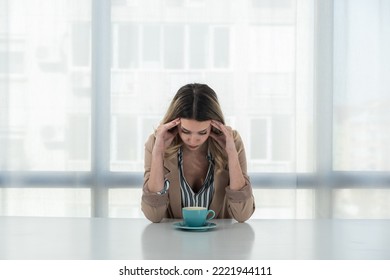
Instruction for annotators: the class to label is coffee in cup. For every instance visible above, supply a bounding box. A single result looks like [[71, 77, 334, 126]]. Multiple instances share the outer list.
[[182, 206, 215, 227]]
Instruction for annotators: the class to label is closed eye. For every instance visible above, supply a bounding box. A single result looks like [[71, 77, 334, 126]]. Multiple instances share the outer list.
[[181, 128, 191, 134], [181, 127, 209, 135]]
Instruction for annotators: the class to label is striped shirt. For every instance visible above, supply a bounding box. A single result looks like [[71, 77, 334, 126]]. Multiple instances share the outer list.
[[178, 147, 215, 208]]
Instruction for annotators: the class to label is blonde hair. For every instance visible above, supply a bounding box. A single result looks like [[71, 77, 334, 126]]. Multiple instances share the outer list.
[[161, 83, 227, 170]]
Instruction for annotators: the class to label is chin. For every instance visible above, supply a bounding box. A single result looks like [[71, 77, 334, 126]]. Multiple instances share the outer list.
[[187, 145, 199, 150]]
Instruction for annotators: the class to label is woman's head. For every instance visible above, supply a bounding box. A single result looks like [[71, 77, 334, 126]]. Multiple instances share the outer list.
[[162, 83, 228, 169]]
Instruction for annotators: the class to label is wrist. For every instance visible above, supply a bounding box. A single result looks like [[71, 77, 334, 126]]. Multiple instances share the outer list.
[[148, 180, 169, 194], [229, 181, 246, 191], [156, 180, 170, 195], [226, 148, 238, 159]]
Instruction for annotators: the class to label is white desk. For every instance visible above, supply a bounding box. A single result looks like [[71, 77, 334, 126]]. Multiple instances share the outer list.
[[1, 217, 390, 260]]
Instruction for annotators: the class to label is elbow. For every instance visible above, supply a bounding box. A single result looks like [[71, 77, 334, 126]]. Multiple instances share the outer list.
[[141, 208, 164, 223], [141, 200, 166, 223], [229, 196, 255, 223]]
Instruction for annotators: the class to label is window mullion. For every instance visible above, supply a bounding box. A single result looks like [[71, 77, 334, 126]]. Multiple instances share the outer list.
[[91, 0, 111, 218], [314, 0, 334, 218]]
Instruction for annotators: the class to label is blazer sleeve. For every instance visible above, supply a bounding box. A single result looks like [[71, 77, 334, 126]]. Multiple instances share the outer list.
[[225, 131, 255, 222], [141, 134, 169, 223]]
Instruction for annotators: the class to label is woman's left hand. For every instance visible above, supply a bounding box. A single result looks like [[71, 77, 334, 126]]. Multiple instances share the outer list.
[[210, 120, 237, 155]]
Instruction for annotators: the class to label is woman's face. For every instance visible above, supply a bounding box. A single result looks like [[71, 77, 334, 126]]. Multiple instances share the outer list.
[[178, 118, 211, 151]]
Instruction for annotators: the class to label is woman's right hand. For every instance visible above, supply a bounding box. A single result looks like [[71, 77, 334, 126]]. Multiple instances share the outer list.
[[153, 118, 181, 154]]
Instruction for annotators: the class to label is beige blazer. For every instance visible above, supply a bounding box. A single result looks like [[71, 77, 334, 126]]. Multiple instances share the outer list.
[[141, 130, 255, 223]]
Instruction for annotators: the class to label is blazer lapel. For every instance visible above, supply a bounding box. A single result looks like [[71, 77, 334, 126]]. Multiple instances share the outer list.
[[209, 169, 229, 217], [164, 156, 182, 218]]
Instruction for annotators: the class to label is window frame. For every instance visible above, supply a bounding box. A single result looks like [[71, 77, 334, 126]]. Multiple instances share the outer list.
[[2, 0, 390, 219]]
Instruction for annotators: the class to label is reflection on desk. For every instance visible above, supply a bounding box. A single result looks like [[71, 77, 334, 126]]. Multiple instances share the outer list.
[[142, 220, 255, 259], [1, 217, 390, 260]]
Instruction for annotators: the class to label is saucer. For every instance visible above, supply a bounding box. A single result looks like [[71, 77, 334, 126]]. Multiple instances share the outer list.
[[172, 221, 217, 231]]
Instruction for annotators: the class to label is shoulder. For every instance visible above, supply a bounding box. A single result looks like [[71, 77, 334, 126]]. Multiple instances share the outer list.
[[232, 129, 241, 139], [232, 129, 245, 152], [232, 129, 243, 144], [145, 133, 156, 152]]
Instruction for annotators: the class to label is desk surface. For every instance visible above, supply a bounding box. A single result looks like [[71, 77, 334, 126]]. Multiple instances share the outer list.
[[1, 217, 390, 260]]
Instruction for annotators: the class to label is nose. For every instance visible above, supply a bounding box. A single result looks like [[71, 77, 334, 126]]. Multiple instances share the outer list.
[[188, 134, 200, 144]]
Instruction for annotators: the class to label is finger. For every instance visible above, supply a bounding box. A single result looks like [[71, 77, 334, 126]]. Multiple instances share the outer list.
[[209, 133, 225, 149], [211, 120, 221, 126], [209, 132, 221, 143], [211, 120, 223, 131], [164, 118, 181, 130], [211, 120, 229, 135]]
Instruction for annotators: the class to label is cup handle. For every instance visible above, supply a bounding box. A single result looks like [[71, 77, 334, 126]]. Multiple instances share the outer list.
[[206, 210, 215, 221]]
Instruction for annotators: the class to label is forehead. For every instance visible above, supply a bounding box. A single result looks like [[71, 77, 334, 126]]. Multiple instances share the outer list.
[[180, 119, 211, 131]]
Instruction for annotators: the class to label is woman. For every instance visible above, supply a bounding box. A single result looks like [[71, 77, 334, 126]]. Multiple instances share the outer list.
[[141, 83, 255, 223]]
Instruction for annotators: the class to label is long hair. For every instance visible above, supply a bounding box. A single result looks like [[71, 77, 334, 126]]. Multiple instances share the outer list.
[[161, 83, 227, 170]]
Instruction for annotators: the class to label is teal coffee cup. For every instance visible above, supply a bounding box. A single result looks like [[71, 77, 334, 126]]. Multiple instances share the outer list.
[[182, 207, 215, 227]]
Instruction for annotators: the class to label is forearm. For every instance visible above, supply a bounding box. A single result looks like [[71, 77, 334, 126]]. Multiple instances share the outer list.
[[147, 151, 166, 193], [227, 150, 246, 191], [142, 149, 169, 222]]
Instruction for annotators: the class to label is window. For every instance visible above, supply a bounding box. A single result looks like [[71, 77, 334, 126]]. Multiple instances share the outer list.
[[72, 22, 91, 67], [2, 0, 390, 219]]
